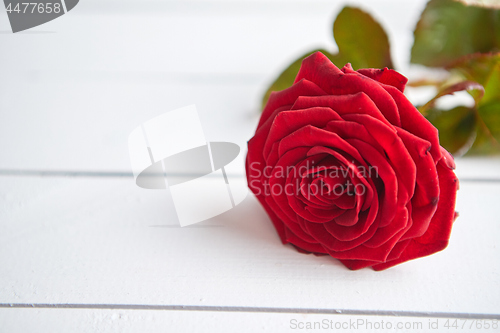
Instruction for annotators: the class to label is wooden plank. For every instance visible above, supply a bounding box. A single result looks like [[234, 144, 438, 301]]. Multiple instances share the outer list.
[[1, 1, 498, 330], [1, 74, 499, 175], [455, 158, 500, 180], [0, 80, 260, 172], [0, 0, 427, 74], [0, 175, 498, 315], [0, 0, 460, 174], [3, 308, 492, 333]]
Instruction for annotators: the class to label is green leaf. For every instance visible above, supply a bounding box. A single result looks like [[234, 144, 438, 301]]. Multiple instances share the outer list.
[[448, 52, 500, 105], [482, 61, 500, 104], [467, 119, 500, 155], [479, 101, 500, 143], [425, 101, 500, 156], [449, 53, 500, 86], [426, 106, 477, 156], [467, 100, 500, 154], [419, 80, 484, 116], [333, 6, 393, 69], [419, 78, 500, 155], [419, 52, 500, 155], [261, 6, 393, 109], [411, 0, 500, 67]]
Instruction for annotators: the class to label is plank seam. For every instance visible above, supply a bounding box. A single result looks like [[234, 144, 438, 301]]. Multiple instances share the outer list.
[[0, 303, 498, 319]]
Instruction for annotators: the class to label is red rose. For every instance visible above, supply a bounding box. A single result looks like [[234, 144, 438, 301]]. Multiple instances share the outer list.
[[246, 52, 458, 270]]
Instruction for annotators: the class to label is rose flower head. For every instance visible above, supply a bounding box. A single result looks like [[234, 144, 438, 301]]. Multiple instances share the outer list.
[[246, 52, 458, 270]]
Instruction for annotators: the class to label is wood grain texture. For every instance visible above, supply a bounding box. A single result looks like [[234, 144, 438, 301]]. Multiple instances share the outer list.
[[1, 0, 499, 331], [0, 176, 498, 315], [3, 309, 491, 333]]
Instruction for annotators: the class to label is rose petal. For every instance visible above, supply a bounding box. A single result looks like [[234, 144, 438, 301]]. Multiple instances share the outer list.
[[294, 52, 343, 89], [346, 139, 398, 227], [305, 210, 379, 251], [322, 202, 379, 242], [440, 146, 456, 170], [260, 78, 326, 128], [383, 84, 442, 162], [363, 205, 409, 248], [291, 93, 393, 128], [294, 52, 401, 126], [343, 113, 416, 201], [284, 227, 326, 253], [396, 128, 440, 240], [372, 161, 458, 271], [264, 107, 342, 158], [356, 68, 408, 92], [339, 239, 411, 270], [278, 125, 364, 163]]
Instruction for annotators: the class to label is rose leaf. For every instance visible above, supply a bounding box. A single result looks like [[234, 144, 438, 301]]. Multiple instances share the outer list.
[[418, 78, 500, 155], [419, 81, 485, 116], [427, 106, 477, 156], [411, 0, 500, 67], [467, 100, 500, 155], [481, 59, 500, 105], [333, 6, 393, 70], [446, 53, 500, 154], [448, 52, 500, 87]]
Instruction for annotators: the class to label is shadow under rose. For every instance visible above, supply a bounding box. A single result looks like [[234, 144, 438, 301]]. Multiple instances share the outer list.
[[213, 194, 347, 270]]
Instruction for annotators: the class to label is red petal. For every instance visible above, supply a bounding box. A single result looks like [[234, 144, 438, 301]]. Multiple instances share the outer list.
[[383, 84, 442, 162], [294, 52, 401, 126], [294, 52, 343, 89], [372, 161, 458, 271], [291, 93, 393, 128], [260, 78, 326, 128], [263, 107, 342, 158], [357, 68, 408, 92]]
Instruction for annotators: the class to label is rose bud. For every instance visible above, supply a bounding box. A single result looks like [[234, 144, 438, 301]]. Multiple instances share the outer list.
[[246, 52, 458, 270]]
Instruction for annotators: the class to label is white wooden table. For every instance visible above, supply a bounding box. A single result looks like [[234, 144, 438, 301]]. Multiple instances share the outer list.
[[0, 0, 499, 332]]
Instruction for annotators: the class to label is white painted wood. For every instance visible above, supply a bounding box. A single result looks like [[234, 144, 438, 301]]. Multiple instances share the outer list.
[[1, 1, 499, 331], [2, 309, 482, 333], [0, 0, 430, 172], [454, 158, 500, 180], [1, 74, 498, 175], [0, 0, 427, 74], [0, 79, 261, 172], [0, 175, 498, 315]]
